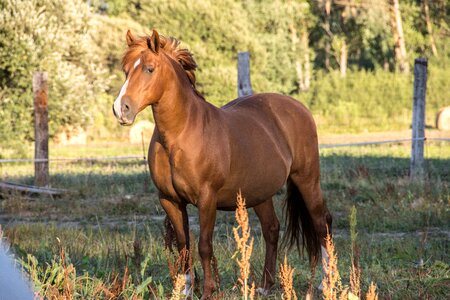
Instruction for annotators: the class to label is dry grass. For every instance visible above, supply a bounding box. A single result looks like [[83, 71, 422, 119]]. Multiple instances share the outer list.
[[349, 258, 361, 299], [365, 282, 378, 300], [322, 230, 341, 300], [232, 191, 255, 300], [349, 206, 361, 298], [166, 247, 190, 285], [279, 255, 297, 300], [164, 215, 194, 297], [170, 273, 186, 300], [319, 215, 381, 300]]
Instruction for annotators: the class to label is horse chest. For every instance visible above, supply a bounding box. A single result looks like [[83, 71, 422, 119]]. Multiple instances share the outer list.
[[150, 145, 201, 203], [169, 148, 202, 201]]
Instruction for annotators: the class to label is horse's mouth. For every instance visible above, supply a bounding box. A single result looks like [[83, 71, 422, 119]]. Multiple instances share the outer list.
[[117, 114, 135, 126], [119, 120, 133, 126]]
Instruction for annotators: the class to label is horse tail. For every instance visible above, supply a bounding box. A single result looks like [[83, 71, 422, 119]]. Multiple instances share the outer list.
[[282, 179, 321, 266]]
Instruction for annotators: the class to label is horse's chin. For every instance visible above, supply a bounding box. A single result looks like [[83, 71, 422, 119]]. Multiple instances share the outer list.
[[118, 118, 135, 126], [119, 121, 134, 126]]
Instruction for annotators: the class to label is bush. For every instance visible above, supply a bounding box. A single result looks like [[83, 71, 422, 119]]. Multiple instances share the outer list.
[[0, 0, 109, 155], [298, 57, 449, 133]]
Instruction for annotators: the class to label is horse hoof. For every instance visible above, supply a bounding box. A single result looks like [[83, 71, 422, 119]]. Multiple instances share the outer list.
[[318, 282, 324, 292], [182, 274, 193, 298], [256, 287, 269, 296]]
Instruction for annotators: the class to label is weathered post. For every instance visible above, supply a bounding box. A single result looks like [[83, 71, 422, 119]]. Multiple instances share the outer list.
[[410, 58, 427, 179], [33, 72, 49, 186], [237, 52, 253, 97]]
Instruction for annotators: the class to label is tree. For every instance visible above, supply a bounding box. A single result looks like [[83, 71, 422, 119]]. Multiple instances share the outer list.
[[287, 0, 315, 91], [323, 0, 333, 70], [390, 0, 410, 73], [422, 0, 438, 57], [0, 0, 108, 154]]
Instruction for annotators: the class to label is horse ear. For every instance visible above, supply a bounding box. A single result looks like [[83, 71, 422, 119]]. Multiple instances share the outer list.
[[147, 29, 160, 53], [126, 29, 135, 46]]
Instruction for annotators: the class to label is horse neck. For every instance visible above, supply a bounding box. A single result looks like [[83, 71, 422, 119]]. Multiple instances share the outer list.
[[151, 76, 206, 148]]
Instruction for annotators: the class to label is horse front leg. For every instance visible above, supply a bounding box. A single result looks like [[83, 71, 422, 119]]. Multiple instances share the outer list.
[[197, 191, 218, 300], [160, 197, 192, 295]]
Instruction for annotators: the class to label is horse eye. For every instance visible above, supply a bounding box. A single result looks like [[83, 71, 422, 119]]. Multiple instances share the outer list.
[[144, 66, 154, 73]]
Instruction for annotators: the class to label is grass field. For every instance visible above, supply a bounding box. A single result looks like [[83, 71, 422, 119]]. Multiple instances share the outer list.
[[0, 140, 449, 299]]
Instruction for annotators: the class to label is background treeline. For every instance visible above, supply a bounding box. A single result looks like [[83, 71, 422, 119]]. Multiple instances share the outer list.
[[0, 0, 448, 155]]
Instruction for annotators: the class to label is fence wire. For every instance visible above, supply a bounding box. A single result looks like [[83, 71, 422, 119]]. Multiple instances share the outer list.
[[0, 138, 448, 196]]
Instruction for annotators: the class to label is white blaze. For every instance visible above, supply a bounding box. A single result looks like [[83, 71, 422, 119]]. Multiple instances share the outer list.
[[113, 58, 141, 119]]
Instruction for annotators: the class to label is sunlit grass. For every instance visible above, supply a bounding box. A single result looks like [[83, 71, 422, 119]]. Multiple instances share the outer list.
[[0, 142, 448, 298]]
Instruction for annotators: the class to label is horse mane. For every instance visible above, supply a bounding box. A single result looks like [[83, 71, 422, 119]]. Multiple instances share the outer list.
[[122, 34, 205, 100]]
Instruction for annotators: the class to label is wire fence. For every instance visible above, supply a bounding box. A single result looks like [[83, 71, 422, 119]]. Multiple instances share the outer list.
[[0, 137, 448, 164], [318, 137, 449, 175], [0, 137, 449, 196]]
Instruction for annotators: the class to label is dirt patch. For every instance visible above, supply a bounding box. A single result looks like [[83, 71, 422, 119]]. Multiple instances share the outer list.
[[319, 129, 450, 144], [1, 214, 448, 241]]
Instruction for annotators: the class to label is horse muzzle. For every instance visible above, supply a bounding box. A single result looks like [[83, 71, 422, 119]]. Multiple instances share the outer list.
[[113, 97, 136, 126]]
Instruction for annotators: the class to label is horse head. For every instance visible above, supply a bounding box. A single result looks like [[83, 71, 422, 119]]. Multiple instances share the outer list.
[[113, 29, 200, 125]]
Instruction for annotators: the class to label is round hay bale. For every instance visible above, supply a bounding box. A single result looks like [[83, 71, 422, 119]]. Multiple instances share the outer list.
[[436, 106, 450, 131], [129, 121, 155, 144], [54, 127, 87, 145]]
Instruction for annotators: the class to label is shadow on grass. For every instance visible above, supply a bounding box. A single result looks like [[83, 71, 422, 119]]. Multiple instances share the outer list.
[[0, 153, 449, 299], [1, 154, 448, 231]]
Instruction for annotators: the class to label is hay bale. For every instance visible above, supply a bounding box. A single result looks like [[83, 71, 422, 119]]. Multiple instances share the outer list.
[[54, 127, 87, 145], [129, 121, 155, 144], [436, 106, 450, 131]]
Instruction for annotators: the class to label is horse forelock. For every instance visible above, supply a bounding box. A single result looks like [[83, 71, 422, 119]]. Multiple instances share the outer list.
[[121, 34, 205, 100]]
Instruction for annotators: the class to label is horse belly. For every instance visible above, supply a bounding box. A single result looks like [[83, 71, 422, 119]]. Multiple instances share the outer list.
[[216, 142, 289, 209]]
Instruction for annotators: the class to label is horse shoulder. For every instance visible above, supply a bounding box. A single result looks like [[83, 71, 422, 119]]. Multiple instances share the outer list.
[[148, 130, 179, 200], [169, 110, 231, 197]]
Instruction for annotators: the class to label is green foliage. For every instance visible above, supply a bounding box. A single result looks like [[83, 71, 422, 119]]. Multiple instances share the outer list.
[[0, 0, 108, 154], [0, 0, 449, 154], [1, 141, 449, 298], [298, 56, 449, 133]]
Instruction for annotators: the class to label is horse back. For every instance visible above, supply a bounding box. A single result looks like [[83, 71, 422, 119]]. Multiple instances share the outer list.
[[214, 93, 319, 207], [221, 93, 318, 156]]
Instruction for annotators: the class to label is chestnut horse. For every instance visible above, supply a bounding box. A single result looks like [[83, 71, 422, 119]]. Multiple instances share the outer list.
[[113, 30, 332, 299]]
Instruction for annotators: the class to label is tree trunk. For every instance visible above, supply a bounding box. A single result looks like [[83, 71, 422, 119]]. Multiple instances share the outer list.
[[390, 7, 401, 69], [350, 0, 357, 17], [339, 2, 349, 77], [340, 40, 348, 77], [391, 0, 409, 73], [301, 29, 311, 90], [437, 0, 446, 21], [423, 0, 438, 57], [324, 0, 332, 70], [295, 61, 306, 91], [383, 58, 390, 71], [290, 23, 310, 92]]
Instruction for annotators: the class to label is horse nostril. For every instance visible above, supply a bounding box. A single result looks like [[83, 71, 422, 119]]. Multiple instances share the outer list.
[[122, 103, 130, 113]]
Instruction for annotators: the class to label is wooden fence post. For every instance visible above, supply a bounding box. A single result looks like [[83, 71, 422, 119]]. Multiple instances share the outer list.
[[237, 52, 253, 97], [410, 58, 427, 179], [33, 72, 49, 186]]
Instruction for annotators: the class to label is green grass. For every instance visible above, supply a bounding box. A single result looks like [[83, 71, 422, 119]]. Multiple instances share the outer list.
[[0, 141, 449, 299]]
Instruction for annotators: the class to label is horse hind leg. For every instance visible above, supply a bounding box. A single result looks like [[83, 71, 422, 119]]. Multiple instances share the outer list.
[[284, 173, 332, 292], [253, 198, 280, 295]]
